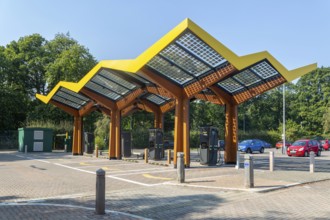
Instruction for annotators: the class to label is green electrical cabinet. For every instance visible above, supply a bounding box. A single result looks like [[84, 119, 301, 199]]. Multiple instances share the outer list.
[[18, 128, 53, 152]]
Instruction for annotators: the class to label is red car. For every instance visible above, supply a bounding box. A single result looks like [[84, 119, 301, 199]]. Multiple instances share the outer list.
[[275, 141, 291, 149], [287, 139, 321, 157], [320, 140, 329, 151]]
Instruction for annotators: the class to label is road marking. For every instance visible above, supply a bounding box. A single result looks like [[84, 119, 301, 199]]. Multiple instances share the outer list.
[[13, 154, 172, 187], [79, 162, 92, 166], [113, 169, 175, 177], [54, 163, 95, 175], [143, 173, 173, 180]]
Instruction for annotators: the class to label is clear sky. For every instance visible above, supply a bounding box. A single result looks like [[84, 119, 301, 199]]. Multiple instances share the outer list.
[[1, 0, 329, 70]]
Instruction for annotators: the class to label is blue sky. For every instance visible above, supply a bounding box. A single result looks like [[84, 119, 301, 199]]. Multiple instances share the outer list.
[[0, 0, 329, 70]]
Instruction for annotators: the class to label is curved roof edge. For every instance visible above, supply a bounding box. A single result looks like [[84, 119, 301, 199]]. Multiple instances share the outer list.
[[36, 18, 317, 103]]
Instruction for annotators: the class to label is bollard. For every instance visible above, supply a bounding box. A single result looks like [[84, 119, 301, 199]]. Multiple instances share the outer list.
[[25, 145, 27, 154], [244, 154, 254, 188], [310, 151, 315, 173], [95, 145, 99, 158], [167, 149, 171, 165], [144, 148, 149, 163], [177, 153, 185, 183], [235, 151, 240, 169], [269, 151, 274, 172], [95, 169, 105, 215], [64, 144, 67, 153]]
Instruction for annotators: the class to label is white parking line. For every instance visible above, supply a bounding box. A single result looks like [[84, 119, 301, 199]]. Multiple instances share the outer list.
[[14, 154, 171, 187]]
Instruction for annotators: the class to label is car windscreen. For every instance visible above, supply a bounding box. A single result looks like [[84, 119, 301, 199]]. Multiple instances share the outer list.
[[292, 141, 307, 146], [240, 140, 252, 144]]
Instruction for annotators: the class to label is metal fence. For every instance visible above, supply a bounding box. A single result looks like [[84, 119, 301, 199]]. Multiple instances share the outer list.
[[0, 130, 18, 150]]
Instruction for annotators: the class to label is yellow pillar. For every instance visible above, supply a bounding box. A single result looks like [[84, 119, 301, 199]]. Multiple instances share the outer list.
[[109, 112, 116, 159], [115, 109, 121, 159], [224, 104, 238, 164]]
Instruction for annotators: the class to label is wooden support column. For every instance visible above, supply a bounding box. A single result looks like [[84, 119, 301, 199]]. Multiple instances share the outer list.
[[173, 97, 190, 167], [73, 116, 83, 155], [225, 103, 238, 164], [182, 98, 190, 167], [109, 112, 116, 159], [115, 109, 121, 159], [154, 111, 164, 129]]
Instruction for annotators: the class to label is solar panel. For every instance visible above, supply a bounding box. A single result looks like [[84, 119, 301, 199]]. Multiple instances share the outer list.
[[146, 94, 166, 105], [56, 90, 87, 106], [60, 88, 90, 102], [251, 61, 279, 79], [234, 69, 261, 86], [160, 44, 210, 76], [147, 55, 193, 85], [99, 69, 136, 90], [218, 77, 244, 93], [176, 31, 226, 67], [52, 95, 82, 109], [92, 75, 129, 95], [85, 81, 121, 100]]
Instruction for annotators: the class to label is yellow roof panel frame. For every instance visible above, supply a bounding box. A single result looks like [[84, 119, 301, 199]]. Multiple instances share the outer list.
[[36, 18, 317, 103]]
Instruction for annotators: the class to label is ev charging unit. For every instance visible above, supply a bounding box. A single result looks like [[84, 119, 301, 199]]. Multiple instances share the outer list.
[[148, 128, 163, 160], [199, 126, 219, 166], [121, 131, 132, 158], [84, 132, 95, 154]]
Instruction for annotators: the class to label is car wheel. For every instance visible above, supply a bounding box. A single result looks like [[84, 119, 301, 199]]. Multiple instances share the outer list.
[[304, 151, 309, 157], [317, 150, 321, 157], [260, 147, 264, 153], [246, 148, 252, 154]]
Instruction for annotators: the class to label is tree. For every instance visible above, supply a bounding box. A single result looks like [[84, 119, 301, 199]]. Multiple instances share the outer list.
[[45, 33, 97, 91], [293, 67, 330, 136]]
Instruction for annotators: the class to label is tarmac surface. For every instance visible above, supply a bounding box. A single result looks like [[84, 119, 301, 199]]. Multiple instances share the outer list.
[[1, 148, 330, 219]]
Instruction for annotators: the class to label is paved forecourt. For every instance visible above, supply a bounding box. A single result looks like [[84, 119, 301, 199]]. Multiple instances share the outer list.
[[2, 150, 330, 219]]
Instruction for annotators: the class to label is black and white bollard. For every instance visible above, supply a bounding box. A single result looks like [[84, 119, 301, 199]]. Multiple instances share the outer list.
[[235, 151, 240, 169], [310, 151, 315, 173], [269, 151, 274, 172], [244, 154, 254, 188], [177, 153, 185, 183], [95, 169, 105, 215]]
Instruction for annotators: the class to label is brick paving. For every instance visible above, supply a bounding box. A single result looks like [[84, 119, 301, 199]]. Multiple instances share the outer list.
[[1, 150, 330, 219]]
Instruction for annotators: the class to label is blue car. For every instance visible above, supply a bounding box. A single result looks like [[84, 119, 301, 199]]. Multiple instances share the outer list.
[[238, 139, 266, 154]]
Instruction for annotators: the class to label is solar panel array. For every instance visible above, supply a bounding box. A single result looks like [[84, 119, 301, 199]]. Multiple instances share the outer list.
[[147, 30, 227, 86], [218, 61, 281, 94]]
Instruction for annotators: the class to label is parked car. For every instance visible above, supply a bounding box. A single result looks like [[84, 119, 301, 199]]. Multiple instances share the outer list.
[[261, 141, 272, 148], [320, 140, 330, 151], [238, 139, 267, 154], [287, 139, 321, 157], [275, 141, 291, 149]]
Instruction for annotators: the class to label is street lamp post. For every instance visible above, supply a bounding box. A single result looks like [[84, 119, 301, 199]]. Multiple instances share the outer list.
[[282, 84, 286, 155]]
